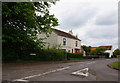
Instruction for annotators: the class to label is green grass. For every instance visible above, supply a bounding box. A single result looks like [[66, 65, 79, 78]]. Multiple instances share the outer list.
[[109, 62, 120, 69]]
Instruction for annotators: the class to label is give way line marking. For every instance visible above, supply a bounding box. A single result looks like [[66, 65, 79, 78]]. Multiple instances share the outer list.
[[13, 66, 70, 82], [87, 61, 95, 65], [72, 68, 89, 77]]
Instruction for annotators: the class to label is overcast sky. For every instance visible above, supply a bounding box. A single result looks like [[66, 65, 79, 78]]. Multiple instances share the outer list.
[[49, 0, 119, 50]]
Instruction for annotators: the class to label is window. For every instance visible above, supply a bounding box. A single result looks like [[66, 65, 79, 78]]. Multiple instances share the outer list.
[[68, 50, 70, 52], [76, 41, 78, 47], [63, 38, 66, 45]]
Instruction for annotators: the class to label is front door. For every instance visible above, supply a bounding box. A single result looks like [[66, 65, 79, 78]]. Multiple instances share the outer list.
[[75, 49, 80, 53]]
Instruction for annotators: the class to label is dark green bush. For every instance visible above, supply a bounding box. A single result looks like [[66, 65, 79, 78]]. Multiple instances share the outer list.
[[2, 49, 19, 62], [104, 53, 110, 58], [67, 52, 83, 59], [3, 48, 67, 62], [41, 49, 67, 61]]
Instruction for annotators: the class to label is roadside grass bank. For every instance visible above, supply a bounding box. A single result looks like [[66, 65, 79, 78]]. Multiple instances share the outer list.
[[108, 62, 120, 71]]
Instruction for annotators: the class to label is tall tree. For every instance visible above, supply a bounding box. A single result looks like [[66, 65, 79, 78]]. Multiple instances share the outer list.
[[2, 1, 59, 57]]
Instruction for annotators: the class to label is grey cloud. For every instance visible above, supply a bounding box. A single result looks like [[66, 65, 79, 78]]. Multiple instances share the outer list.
[[51, 0, 118, 50], [58, 4, 98, 30], [95, 11, 117, 25], [85, 27, 118, 39]]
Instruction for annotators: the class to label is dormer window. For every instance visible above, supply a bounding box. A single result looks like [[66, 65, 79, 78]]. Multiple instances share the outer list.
[[63, 38, 66, 45]]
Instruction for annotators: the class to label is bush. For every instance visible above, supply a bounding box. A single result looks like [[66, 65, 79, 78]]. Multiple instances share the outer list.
[[104, 53, 109, 58], [2, 49, 19, 62], [113, 49, 120, 57], [3, 48, 67, 62], [41, 49, 67, 61], [67, 52, 83, 60]]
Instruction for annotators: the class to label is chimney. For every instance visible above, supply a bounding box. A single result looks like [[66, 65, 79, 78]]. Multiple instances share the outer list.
[[68, 30, 73, 35], [76, 35, 78, 38]]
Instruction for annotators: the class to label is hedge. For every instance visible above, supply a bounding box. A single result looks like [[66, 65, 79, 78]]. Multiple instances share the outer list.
[[3, 48, 85, 62], [67, 52, 83, 59], [39, 49, 67, 61], [3, 48, 67, 62], [2, 49, 19, 62]]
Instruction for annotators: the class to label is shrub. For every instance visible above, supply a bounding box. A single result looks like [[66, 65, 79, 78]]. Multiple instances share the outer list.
[[67, 52, 83, 60], [41, 49, 67, 61], [113, 49, 120, 56], [2, 49, 19, 62], [104, 53, 110, 58], [3, 48, 67, 62]]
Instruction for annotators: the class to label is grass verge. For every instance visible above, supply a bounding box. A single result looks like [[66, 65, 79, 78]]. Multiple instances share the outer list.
[[109, 62, 120, 70]]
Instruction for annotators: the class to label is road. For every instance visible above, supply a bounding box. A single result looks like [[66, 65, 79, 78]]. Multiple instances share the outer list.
[[2, 58, 119, 82]]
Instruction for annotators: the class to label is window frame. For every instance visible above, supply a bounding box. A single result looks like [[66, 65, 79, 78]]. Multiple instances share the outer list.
[[63, 38, 66, 46], [76, 41, 78, 47]]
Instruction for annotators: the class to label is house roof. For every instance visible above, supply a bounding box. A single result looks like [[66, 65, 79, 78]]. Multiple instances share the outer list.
[[91, 47, 98, 50], [100, 46, 112, 50], [91, 46, 112, 50], [53, 29, 81, 41]]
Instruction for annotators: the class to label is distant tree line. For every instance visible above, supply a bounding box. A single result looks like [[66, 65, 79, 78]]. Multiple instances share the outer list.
[[82, 45, 120, 58], [82, 45, 107, 56]]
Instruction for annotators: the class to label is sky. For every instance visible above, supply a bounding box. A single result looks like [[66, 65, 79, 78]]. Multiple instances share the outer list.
[[49, 0, 119, 50]]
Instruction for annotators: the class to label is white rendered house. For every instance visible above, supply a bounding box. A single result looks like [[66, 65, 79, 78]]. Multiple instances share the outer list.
[[38, 29, 81, 53]]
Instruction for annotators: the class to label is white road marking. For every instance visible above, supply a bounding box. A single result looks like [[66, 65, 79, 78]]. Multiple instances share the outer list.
[[13, 66, 70, 82], [87, 61, 95, 65], [106, 59, 110, 60], [13, 79, 29, 82], [72, 68, 89, 77]]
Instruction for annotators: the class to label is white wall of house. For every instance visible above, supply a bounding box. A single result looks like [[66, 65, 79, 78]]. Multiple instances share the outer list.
[[38, 32, 58, 48], [57, 35, 81, 53], [38, 32, 81, 53]]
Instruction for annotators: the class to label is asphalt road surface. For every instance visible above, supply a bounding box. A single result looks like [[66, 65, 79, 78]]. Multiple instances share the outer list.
[[2, 58, 119, 82]]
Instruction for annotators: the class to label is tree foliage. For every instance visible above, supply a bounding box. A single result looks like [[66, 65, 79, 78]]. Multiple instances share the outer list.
[[113, 49, 120, 56], [2, 1, 59, 57], [95, 47, 106, 55], [91, 47, 106, 55], [82, 45, 91, 55]]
